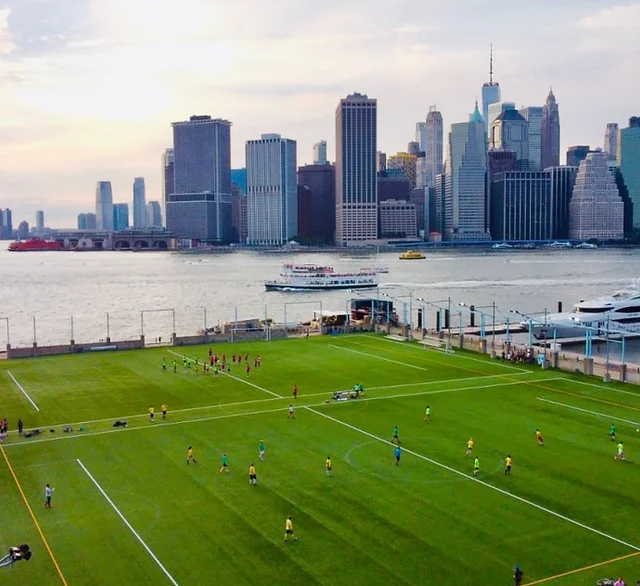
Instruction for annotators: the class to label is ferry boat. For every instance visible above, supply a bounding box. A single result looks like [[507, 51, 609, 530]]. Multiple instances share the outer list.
[[8, 239, 63, 252], [265, 264, 378, 291], [399, 250, 425, 260]]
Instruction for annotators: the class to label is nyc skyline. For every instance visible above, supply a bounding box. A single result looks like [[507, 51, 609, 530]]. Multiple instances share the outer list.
[[0, 0, 638, 227]]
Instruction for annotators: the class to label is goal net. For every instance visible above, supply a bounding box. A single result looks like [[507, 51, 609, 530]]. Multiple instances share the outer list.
[[229, 327, 270, 343]]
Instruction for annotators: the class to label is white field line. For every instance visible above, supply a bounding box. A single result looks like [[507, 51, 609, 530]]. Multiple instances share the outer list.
[[537, 397, 640, 427], [329, 344, 429, 371], [567, 378, 640, 399], [362, 334, 532, 373], [3, 377, 552, 448], [4, 372, 530, 437], [305, 406, 640, 552], [7, 371, 39, 411], [167, 349, 282, 398], [77, 459, 180, 586]]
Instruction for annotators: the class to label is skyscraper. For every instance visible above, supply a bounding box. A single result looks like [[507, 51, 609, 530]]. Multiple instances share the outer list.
[[481, 45, 501, 134], [548, 166, 577, 239], [95, 181, 114, 231], [35, 210, 44, 230], [246, 133, 297, 246], [604, 123, 619, 162], [424, 106, 444, 188], [146, 201, 163, 227], [167, 115, 232, 243], [566, 145, 592, 168], [162, 148, 174, 222], [618, 116, 640, 231], [569, 152, 623, 240], [444, 103, 489, 240], [132, 177, 147, 228], [387, 152, 417, 188], [376, 151, 386, 172], [487, 102, 516, 130], [490, 110, 529, 170], [335, 93, 378, 245], [297, 163, 336, 245], [313, 141, 327, 165], [519, 106, 543, 171], [113, 203, 129, 231], [541, 89, 560, 169]]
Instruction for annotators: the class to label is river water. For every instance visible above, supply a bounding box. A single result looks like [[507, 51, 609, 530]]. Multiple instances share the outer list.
[[1, 247, 639, 350]]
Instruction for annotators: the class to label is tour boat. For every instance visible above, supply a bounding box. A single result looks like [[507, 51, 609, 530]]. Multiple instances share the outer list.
[[265, 264, 378, 291], [8, 239, 63, 252], [399, 250, 425, 260]]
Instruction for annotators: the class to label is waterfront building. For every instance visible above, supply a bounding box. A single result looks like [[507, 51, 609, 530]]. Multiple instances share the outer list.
[[541, 89, 560, 169], [146, 201, 162, 227], [113, 203, 129, 231], [313, 140, 327, 165], [231, 184, 248, 243], [490, 110, 529, 170], [518, 106, 543, 171], [379, 200, 417, 239], [490, 171, 551, 241], [297, 163, 336, 245], [566, 145, 592, 168], [377, 169, 411, 202], [246, 133, 297, 246], [444, 103, 489, 241], [387, 152, 417, 188], [487, 101, 515, 130], [569, 151, 623, 240], [0, 208, 11, 238], [167, 115, 232, 243], [488, 149, 517, 179], [618, 116, 640, 231], [376, 151, 386, 172], [132, 177, 147, 228], [547, 166, 578, 240], [481, 45, 501, 135], [77, 213, 87, 230], [335, 93, 378, 245], [95, 181, 114, 231], [17, 221, 29, 240], [604, 123, 619, 162]]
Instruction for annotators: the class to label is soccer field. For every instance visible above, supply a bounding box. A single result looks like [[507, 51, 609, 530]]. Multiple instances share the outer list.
[[1, 334, 639, 585]]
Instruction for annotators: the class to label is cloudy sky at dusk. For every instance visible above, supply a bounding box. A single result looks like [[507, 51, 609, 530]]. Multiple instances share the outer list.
[[0, 0, 638, 227]]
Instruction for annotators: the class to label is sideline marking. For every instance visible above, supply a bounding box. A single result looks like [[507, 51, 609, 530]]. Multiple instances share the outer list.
[[5, 372, 528, 435], [167, 349, 282, 398], [547, 387, 640, 413], [329, 344, 429, 371], [77, 459, 180, 586], [7, 371, 40, 411], [0, 445, 68, 585], [537, 397, 640, 426], [525, 550, 640, 585], [305, 406, 640, 552], [4, 378, 555, 448]]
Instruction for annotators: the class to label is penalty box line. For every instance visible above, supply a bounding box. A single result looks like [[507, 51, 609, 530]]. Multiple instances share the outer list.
[[6, 371, 40, 411], [537, 397, 640, 427], [3, 378, 549, 448], [166, 349, 282, 398], [305, 406, 640, 553], [76, 459, 180, 586]]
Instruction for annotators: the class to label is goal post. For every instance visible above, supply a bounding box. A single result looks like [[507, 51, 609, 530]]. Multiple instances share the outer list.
[[229, 327, 270, 343]]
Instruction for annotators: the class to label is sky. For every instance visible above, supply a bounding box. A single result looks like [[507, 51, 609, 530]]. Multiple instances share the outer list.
[[0, 0, 638, 228]]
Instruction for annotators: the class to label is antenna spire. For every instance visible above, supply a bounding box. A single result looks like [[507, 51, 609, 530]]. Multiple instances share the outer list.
[[489, 43, 493, 84]]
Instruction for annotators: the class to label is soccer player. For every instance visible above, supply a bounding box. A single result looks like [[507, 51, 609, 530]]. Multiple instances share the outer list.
[[259, 440, 265, 461], [293, 384, 298, 400], [514, 565, 523, 586], [284, 516, 296, 541], [392, 425, 400, 444], [246, 364, 251, 377], [473, 456, 480, 476], [249, 463, 257, 485], [173, 360, 177, 373], [162, 358, 166, 371], [536, 429, 544, 446], [466, 438, 474, 456], [394, 445, 401, 466], [288, 404, 295, 419], [148, 406, 155, 423], [161, 404, 168, 420], [220, 453, 229, 473], [615, 441, 625, 460], [424, 405, 431, 422], [325, 456, 332, 476], [44, 484, 54, 508], [187, 446, 197, 464], [609, 423, 616, 441], [505, 454, 512, 475], [183, 357, 188, 373]]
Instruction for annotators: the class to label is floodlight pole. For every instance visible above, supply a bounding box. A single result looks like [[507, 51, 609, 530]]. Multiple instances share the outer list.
[[106, 312, 110, 342]]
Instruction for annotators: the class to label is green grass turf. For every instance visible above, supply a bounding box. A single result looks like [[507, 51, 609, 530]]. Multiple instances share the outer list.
[[1, 334, 640, 585]]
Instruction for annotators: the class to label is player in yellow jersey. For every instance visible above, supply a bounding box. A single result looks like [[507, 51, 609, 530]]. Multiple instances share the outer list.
[[284, 516, 297, 541], [504, 454, 512, 475], [536, 429, 544, 446], [466, 438, 474, 456], [249, 463, 257, 485], [148, 406, 154, 423], [161, 404, 168, 420], [325, 456, 332, 476], [187, 446, 197, 464]]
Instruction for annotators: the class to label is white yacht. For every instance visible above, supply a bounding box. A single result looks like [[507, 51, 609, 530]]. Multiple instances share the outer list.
[[265, 264, 378, 291], [525, 281, 640, 339]]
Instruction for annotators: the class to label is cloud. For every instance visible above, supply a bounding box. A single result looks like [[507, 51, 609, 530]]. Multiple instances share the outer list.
[[577, 3, 640, 29], [0, 7, 16, 54]]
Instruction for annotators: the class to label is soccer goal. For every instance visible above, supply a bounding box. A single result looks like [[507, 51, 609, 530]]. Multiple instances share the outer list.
[[229, 327, 270, 343]]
